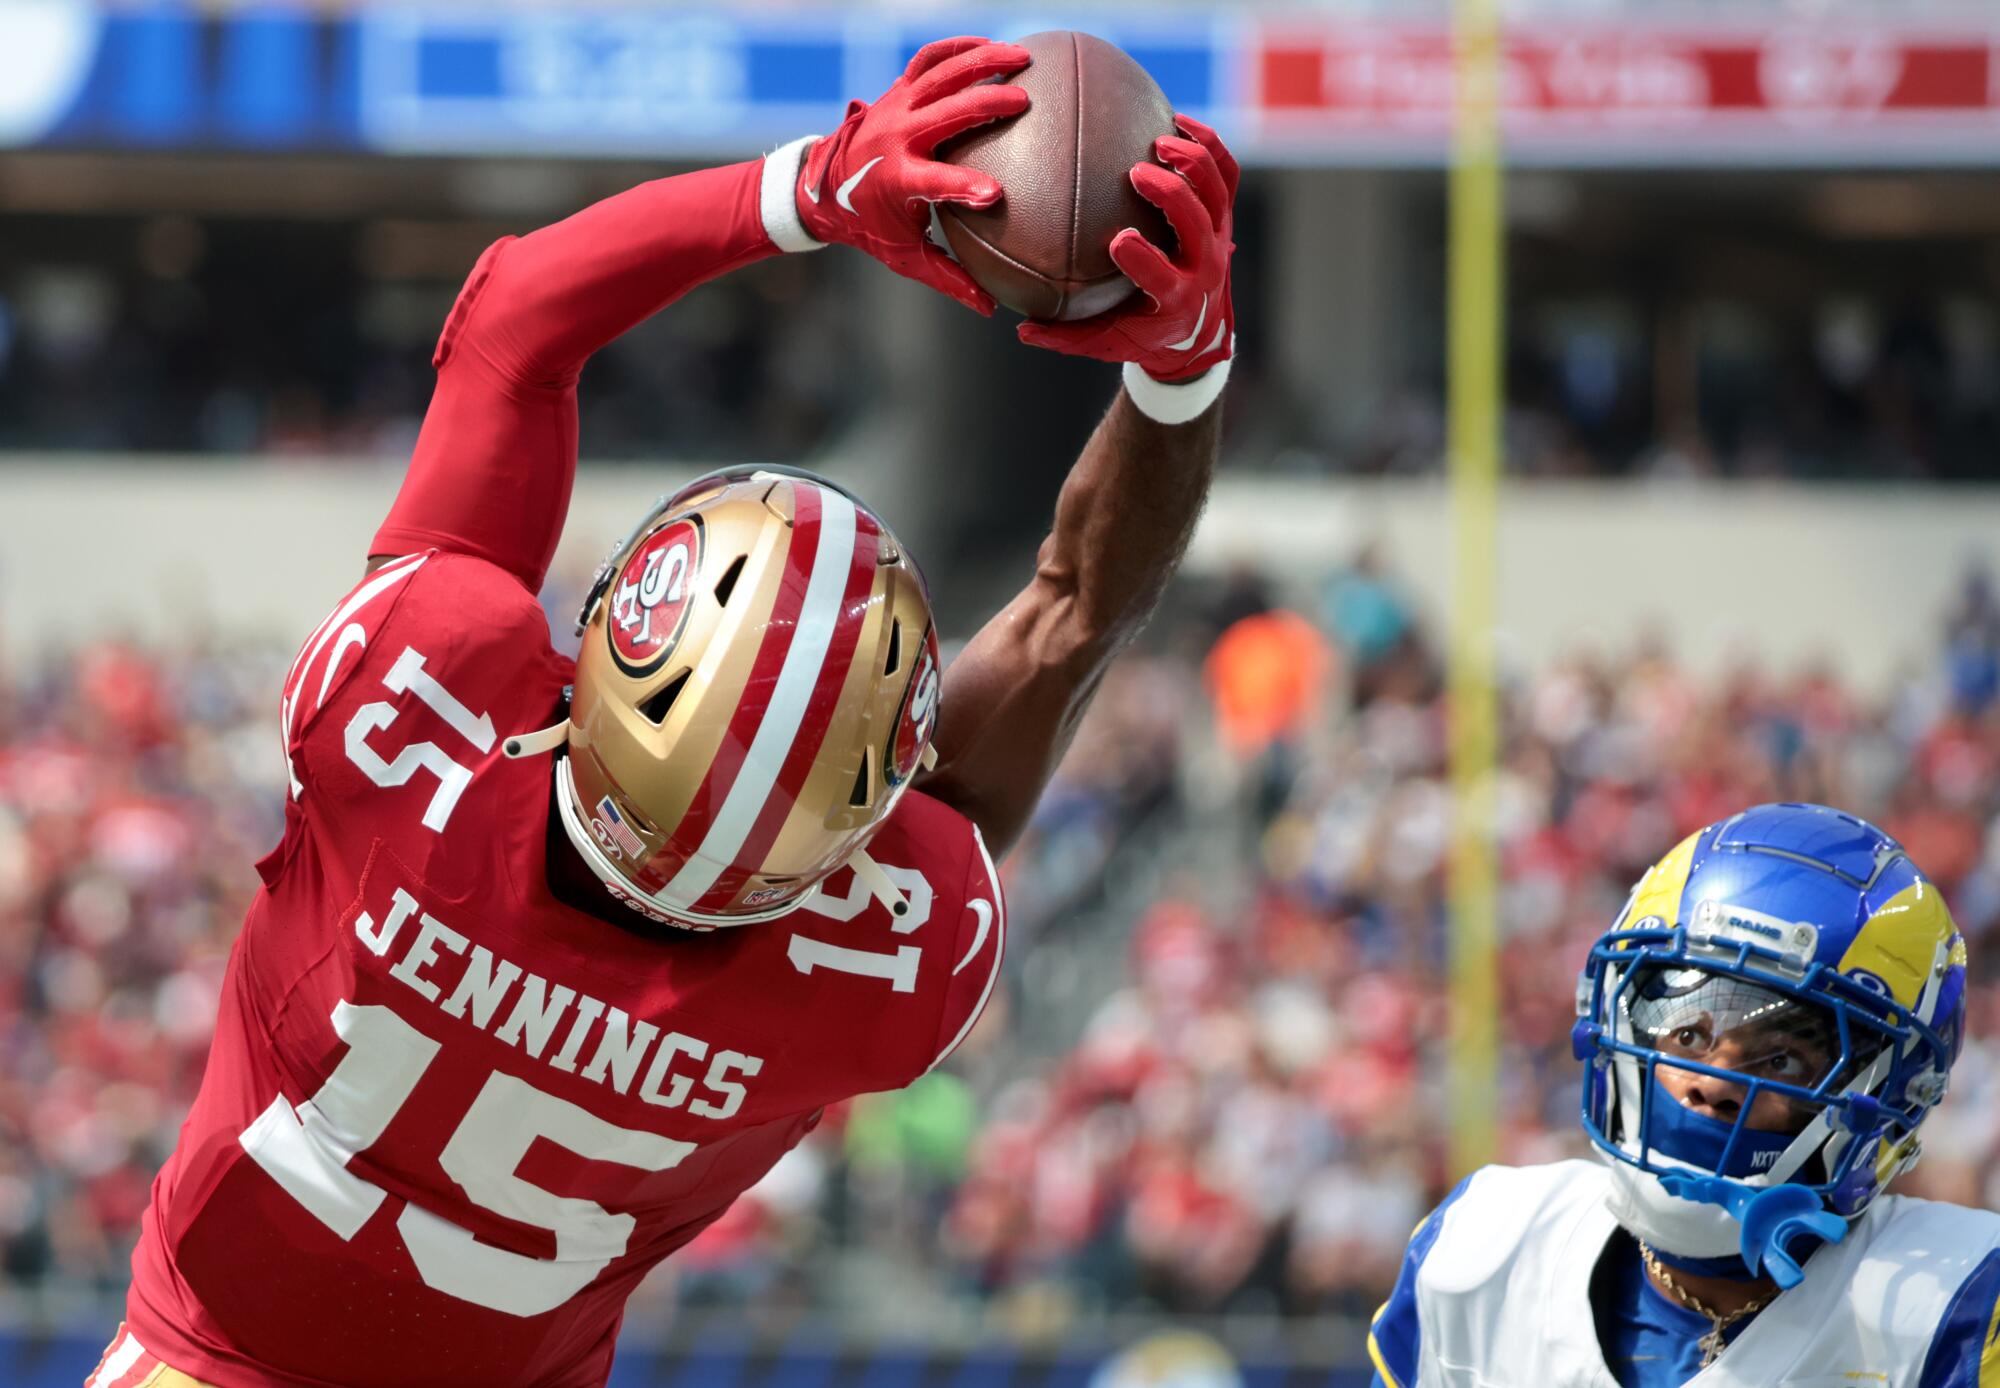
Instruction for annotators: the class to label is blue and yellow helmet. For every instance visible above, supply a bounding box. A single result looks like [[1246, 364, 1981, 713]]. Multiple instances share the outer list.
[[1573, 803, 1966, 1287]]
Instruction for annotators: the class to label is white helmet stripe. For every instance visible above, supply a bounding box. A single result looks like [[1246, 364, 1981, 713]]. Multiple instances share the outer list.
[[660, 489, 860, 908], [1914, 937, 1949, 1026]]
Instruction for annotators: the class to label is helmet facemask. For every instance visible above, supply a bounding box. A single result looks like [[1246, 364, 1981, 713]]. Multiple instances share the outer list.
[[1578, 918, 1951, 1284]]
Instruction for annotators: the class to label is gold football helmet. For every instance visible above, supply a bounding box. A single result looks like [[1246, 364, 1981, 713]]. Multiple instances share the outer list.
[[512, 467, 939, 930]]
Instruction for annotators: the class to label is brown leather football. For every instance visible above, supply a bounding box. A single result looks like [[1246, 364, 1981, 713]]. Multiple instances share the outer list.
[[936, 30, 1176, 322]]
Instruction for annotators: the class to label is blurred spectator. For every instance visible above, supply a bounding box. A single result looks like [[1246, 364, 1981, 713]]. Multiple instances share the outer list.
[[1204, 606, 1331, 828], [1205, 610, 1329, 759]]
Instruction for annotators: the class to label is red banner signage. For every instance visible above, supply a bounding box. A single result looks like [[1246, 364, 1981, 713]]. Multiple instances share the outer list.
[[1255, 25, 2000, 152]]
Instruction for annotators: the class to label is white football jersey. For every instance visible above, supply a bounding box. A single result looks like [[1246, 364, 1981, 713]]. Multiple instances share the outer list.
[[1371, 1160, 2000, 1388]]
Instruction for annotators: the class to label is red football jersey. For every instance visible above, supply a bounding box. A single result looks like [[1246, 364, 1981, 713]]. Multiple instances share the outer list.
[[125, 552, 1005, 1388]]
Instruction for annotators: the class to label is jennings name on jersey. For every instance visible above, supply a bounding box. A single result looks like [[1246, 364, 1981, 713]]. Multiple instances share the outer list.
[[125, 552, 1005, 1388]]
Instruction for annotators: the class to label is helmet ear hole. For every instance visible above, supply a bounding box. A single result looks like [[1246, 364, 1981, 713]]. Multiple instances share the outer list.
[[640, 670, 691, 726], [849, 751, 875, 808], [713, 555, 748, 607], [884, 619, 902, 676]]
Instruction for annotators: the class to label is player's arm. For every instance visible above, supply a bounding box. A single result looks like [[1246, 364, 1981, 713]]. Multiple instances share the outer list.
[[920, 117, 1239, 857], [365, 161, 786, 588], [368, 36, 1029, 591]]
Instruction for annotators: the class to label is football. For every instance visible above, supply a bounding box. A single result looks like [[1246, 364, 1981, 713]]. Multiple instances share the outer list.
[[936, 30, 1178, 322]]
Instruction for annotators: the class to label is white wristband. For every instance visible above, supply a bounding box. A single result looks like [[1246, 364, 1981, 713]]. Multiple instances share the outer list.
[[1122, 357, 1232, 425], [760, 135, 826, 254]]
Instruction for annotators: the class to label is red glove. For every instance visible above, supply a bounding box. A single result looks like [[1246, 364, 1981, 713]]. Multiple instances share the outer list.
[[1018, 114, 1239, 384], [795, 37, 1030, 315]]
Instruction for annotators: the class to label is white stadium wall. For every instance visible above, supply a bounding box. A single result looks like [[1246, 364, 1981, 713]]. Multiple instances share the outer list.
[[1, 458, 715, 661], [1194, 477, 2000, 694], [5, 458, 1998, 693]]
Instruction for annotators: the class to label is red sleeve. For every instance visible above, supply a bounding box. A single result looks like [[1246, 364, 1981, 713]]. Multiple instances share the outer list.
[[372, 158, 783, 593]]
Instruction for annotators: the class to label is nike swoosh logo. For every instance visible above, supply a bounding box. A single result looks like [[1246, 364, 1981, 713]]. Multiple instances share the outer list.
[[836, 156, 885, 214], [954, 899, 994, 975], [1166, 293, 1208, 352]]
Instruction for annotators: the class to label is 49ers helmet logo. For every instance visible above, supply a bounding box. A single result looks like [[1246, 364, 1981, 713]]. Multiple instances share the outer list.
[[608, 518, 701, 674], [887, 626, 941, 787]]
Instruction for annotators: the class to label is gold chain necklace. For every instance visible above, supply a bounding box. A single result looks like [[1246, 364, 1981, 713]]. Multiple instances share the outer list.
[[1637, 1241, 1778, 1368]]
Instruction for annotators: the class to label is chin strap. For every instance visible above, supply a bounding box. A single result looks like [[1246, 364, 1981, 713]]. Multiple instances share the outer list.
[[849, 848, 911, 919], [502, 720, 570, 759], [1656, 1173, 1848, 1290]]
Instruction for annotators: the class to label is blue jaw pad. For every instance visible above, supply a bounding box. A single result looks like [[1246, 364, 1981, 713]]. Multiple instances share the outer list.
[[1643, 1073, 1796, 1179]]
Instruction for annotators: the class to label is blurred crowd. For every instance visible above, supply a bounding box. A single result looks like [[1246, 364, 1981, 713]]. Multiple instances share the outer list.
[[6, 208, 1999, 483], [7, 559, 2000, 1331], [686, 557, 2000, 1324], [1317, 296, 2000, 483], [0, 221, 868, 461], [0, 638, 286, 1302]]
